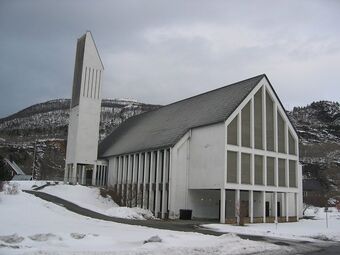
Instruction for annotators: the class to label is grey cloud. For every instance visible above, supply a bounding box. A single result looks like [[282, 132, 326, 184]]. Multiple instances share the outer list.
[[0, 0, 340, 117]]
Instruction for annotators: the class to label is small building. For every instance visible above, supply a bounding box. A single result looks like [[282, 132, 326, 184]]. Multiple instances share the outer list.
[[4, 158, 32, 181], [65, 32, 303, 223]]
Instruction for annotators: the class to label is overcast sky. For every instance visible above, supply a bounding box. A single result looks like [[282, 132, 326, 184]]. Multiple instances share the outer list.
[[0, 0, 339, 118]]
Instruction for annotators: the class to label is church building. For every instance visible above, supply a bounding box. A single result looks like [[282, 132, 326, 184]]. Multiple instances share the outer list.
[[65, 32, 303, 224]]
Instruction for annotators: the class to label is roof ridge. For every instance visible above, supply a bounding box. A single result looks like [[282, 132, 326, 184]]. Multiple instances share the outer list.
[[159, 74, 265, 109]]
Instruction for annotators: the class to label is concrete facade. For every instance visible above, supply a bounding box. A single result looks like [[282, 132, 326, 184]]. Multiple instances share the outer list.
[[64, 31, 107, 186]]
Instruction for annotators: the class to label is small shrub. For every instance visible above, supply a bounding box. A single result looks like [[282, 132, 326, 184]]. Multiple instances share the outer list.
[[0, 181, 5, 192], [4, 182, 19, 195], [100, 188, 122, 206]]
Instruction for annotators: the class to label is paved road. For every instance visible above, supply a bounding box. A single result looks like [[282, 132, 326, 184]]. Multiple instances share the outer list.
[[24, 190, 340, 254]]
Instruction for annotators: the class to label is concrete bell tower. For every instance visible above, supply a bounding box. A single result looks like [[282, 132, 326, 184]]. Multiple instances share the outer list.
[[64, 31, 104, 185]]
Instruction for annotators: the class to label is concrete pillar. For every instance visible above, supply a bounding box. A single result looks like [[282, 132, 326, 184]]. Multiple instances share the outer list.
[[143, 153, 149, 209], [137, 153, 143, 207], [262, 191, 266, 223], [295, 192, 299, 221], [71, 163, 77, 184], [220, 188, 226, 223], [235, 189, 240, 225], [149, 151, 155, 212], [81, 165, 85, 185], [155, 150, 161, 217], [132, 154, 137, 207], [237, 152, 241, 184], [122, 156, 127, 205], [161, 149, 167, 218], [262, 85, 267, 151], [249, 190, 254, 223], [285, 192, 289, 222], [127, 155, 132, 206], [274, 191, 278, 222], [92, 164, 97, 186], [263, 156, 267, 186]]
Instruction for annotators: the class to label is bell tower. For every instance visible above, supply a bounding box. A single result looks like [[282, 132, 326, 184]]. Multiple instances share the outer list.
[[64, 31, 104, 185]]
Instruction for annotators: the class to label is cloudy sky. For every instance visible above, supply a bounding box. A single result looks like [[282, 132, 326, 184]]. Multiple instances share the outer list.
[[0, 0, 339, 118]]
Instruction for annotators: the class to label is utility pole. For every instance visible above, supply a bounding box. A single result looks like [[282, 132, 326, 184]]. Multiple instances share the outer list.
[[32, 140, 37, 180]]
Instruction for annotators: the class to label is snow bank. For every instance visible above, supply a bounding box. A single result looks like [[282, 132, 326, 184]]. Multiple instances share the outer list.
[[10, 180, 48, 190], [203, 206, 340, 242], [31, 182, 154, 220], [0, 191, 285, 255]]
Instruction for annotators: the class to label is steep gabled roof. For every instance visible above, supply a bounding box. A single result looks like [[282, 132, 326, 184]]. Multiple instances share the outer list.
[[99, 74, 265, 157]]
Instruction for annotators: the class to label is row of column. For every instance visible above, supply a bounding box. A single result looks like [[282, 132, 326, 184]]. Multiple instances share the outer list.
[[111, 149, 170, 218], [220, 189, 299, 224], [95, 165, 107, 186]]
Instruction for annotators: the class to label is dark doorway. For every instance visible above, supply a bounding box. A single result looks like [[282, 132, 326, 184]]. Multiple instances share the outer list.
[[277, 202, 281, 217], [266, 201, 270, 217], [86, 170, 92, 186]]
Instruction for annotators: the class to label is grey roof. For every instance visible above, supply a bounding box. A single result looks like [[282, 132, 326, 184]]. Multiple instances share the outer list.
[[4, 158, 26, 175], [99, 74, 265, 157], [11, 175, 32, 181]]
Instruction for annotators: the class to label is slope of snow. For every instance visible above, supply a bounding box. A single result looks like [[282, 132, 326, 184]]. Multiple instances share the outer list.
[[203, 207, 340, 242], [0, 190, 284, 255], [41, 183, 154, 220]]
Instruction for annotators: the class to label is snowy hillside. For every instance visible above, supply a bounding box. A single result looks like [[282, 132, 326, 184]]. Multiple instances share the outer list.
[[0, 98, 160, 142], [287, 101, 340, 197], [0, 99, 160, 180]]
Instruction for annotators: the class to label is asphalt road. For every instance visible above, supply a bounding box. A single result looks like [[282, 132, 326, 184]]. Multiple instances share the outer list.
[[23, 190, 340, 255]]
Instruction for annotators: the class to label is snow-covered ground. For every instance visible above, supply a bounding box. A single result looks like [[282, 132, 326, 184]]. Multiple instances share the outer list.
[[0, 186, 285, 255], [203, 206, 340, 242], [13, 181, 154, 220]]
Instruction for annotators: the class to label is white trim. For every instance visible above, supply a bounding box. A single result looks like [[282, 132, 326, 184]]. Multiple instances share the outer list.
[[249, 190, 254, 223], [161, 149, 167, 218], [220, 189, 226, 223], [226, 145, 298, 160], [225, 183, 299, 193], [149, 151, 155, 212]]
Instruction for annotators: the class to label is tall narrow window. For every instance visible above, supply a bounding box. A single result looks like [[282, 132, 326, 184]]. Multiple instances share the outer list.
[[241, 153, 251, 184], [267, 157, 275, 186], [288, 130, 296, 155], [278, 158, 286, 187], [277, 111, 286, 153], [266, 91, 274, 151], [227, 151, 237, 183], [241, 102, 251, 147], [254, 89, 263, 149], [254, 155, 263, 185], [227, 116, 238, 145], [289, 160, 297, 187]]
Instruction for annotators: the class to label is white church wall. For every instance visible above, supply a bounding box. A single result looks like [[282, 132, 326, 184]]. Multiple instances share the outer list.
[[66, 106, 80, 164], [188, 122, 225, 189], [75, 97, 101, 164], [187, 189, 220, 219], [169, 132, 190, 219]]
